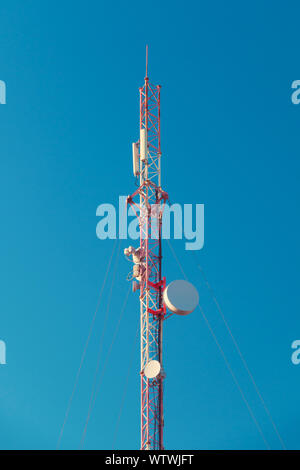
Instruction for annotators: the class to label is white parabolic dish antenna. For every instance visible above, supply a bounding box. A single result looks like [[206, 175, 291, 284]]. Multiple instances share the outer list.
[[163, 280, 199, 315], [144, 360, 161, 379]]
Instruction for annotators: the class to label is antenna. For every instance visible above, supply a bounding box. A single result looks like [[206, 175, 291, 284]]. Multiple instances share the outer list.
[[125, 56, 198, 451], [163, 280, 199, 315], [126, 61, 166, 450]]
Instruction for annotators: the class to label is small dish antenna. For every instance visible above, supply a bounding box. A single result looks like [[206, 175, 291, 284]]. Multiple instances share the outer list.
[[144, 360, 161, 379], [163, 280, 199, 315]]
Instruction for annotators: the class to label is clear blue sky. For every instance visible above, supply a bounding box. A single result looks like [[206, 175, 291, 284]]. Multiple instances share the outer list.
[[0, 0, 299, 450]]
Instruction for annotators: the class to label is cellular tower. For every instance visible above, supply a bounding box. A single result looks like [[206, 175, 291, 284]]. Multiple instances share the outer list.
[[124, 47, 198, 450]]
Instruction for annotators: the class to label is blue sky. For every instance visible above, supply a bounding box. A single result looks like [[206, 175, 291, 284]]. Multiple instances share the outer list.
[[0, 0, 300, 450]]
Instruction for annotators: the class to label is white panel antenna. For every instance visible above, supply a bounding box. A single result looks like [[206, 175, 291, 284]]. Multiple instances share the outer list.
[[132, 142, 139, 176], [140, 128, 147, 161]]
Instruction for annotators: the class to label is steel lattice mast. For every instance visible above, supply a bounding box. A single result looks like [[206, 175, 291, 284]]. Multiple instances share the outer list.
[[125, 48, 168, 450]]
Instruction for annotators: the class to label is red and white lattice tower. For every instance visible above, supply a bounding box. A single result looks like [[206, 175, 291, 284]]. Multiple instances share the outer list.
[[125, 48, 168, 450]]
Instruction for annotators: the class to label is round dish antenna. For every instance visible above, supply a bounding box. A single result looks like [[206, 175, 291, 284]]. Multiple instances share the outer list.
[[163, 280, 199, 315], [144, 360, 161, 379]]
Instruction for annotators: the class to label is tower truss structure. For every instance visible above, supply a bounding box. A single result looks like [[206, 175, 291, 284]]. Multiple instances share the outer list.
[[126, 58, 168, 450]]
